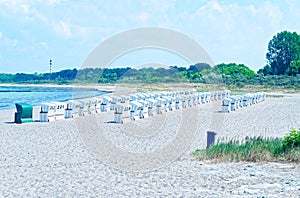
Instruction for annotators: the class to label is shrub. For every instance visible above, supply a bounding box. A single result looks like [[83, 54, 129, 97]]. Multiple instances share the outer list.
[[282, 128, 300, 150]]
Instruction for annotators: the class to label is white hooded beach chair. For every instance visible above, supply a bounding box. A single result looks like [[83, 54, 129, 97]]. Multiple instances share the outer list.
[[175, 96, 180, 109], [100, 96, 112, 112], [242, 94, 249, 107], [146, 98, 156, 116], [40, 102, 56, 122], [155, 98, 165, 114], [110, 96, 119, 111], [91, 98, 101, 113], [181, 96, 187, 108], [221, 98, 231, 113], [229, 97, 237, 111], [114, 104, 124, 124], [129, 101, 143, 120], [52, 102, 66, 120], [200, 93, 206, 104], [217, 92, 222, 100]]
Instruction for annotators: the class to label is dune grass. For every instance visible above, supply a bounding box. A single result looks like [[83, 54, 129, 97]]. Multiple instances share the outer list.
[[192, 133, 300, 163]]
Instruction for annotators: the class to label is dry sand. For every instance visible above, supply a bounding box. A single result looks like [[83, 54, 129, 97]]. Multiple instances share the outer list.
[[0, 92, 299, 197]]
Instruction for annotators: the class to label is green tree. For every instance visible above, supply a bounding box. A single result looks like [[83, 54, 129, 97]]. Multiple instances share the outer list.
[[188, 63, 211, 72], [286, 60, 300, 76], [266, 31, 300, 75], [257, 64, 272, 76], [214, 63, 256, 77], [0, 73, 14, 83]]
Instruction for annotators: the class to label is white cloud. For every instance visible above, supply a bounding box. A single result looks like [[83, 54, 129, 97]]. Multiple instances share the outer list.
[[142, 0, 175, 14], [0, 0, 62, 7], [0, 31, 2, 39], [53, 20, 72, 38], [180, 1, 286, 69], [286, 0, 300, 16], [254, 2, 282, 28], [4, 38, 18, 48], [192, 1, 284, 42], [0, 0, 48, 24], [39, 41, 48, 49], [138, 12, 149, 24], [204, 0, 224, 13], [60, 21, 71, 38], [51, 19, 89, 41], [0, 0, 298, 73], [43, 0, 63, 7]]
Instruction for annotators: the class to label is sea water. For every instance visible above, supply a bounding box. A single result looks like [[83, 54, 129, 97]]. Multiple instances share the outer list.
[[0, 86, 110, 110]]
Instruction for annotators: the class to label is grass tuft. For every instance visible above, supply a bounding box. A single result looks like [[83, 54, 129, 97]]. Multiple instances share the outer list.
[[192, 134, 300, 163]]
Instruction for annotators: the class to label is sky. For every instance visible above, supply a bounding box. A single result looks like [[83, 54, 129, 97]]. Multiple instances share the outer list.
[[0, 0, 299, 73]]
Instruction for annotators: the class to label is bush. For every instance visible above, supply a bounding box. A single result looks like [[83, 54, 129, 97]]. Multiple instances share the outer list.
[[282, 128, 300, 150]]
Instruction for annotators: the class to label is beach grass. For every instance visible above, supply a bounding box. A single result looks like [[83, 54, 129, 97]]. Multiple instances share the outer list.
[[192, 129, 300, 163]]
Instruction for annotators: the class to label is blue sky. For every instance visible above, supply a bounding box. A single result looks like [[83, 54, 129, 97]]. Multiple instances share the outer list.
[[0, 0, 299, 73]]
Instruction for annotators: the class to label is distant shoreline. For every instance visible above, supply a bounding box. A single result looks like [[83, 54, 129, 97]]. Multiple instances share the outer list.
[[0, 84, 117, 111], [0, 83, 116, 92]]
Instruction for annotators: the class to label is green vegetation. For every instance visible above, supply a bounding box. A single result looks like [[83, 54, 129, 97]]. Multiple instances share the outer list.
[[263, 30, 300, 75], [212, 63, 256, 77], [1, 64, 300, 89], [282, 128, 300, 151], [0, 30, 299, 89], [192, 129, 300, 163], [0, 69, 78, 84]]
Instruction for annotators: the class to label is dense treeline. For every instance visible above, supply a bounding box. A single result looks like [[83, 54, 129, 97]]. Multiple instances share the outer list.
[[0, 69, 78, 84], [0, 63, 210, 84], [1, 62, 299, 88], [0, 30, 299, 88]]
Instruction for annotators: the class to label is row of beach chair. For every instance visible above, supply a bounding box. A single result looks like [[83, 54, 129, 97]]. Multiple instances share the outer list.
[[38, 90, 266, 123], [221, 92, 266, 113], [39, 90, 231, 123]]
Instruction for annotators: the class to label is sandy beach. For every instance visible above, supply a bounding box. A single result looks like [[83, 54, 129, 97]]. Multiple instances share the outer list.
[[0, 92, 299, 197]]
